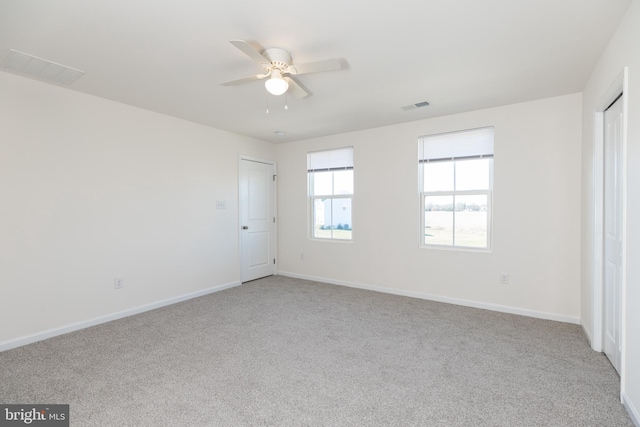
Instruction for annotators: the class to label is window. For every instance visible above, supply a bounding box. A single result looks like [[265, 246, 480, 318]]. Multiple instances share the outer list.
[[308, 147, 354, 240], [419, 127, 493, 250]]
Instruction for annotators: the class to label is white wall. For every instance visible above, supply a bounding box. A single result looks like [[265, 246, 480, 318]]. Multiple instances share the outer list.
[[581, 0, 640, 422], [277, 93, 582, 322], [0, 72, 275, 348]]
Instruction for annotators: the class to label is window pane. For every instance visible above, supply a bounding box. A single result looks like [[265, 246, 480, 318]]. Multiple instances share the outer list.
[[454, 194, 488, 248], [313, 198, 332, 238], [424, 195, 453, 245], [424, 162, 454, 192], [333, 170, 353, 195], [332, 198, 352, 240], [312, 197, 352, 240], [455, 158, 491, 190], [313, 172, 333, 196]]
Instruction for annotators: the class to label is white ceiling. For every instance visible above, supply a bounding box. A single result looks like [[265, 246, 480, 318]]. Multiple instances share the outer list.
[[0, 0, 632, 143]]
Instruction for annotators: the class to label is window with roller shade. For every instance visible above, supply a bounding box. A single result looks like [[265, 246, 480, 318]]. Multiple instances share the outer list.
[[308, 147, 353, 240], [419, 127, 494, 250]]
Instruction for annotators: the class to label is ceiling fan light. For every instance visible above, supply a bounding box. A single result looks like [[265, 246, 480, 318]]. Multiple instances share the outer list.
[[265, 71, 289, 96]]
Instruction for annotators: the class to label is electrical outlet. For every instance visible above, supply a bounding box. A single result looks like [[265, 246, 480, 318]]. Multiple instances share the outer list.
[[499, 273, 509, 284], [114, 277, 124, 289]]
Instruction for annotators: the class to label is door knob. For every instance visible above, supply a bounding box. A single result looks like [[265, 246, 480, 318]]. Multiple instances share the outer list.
[[242, 226, 249, 230]]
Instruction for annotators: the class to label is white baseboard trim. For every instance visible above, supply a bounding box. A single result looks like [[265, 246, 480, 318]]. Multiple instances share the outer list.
[[278, 271, 580, 325], [0, 280, 241, 353], [623, 392, 640, 427], [580, 319, 594, 348]]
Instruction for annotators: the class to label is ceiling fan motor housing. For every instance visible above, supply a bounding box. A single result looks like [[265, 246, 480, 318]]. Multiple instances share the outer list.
[[262, 48, 292, 71]]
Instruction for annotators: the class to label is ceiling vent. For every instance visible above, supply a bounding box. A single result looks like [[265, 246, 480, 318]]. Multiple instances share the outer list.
[[1, 49, 85, 85], [402, 100, 430, 111]]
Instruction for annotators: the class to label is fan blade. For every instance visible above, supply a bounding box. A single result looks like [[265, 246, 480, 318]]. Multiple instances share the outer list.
[[291, 58, 345, 75], [220, 75, 261, 86], [285, 76, 310, 99], [229, 40, 270, 66]]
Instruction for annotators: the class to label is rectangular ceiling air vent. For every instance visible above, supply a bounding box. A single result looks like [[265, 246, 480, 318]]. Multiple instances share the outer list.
[[1, 49, 85, 85], [402, 100, 430, 111]]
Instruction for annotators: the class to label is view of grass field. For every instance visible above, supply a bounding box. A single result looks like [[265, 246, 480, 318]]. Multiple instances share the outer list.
[[424, 211, 487, 247], [313, 228, 352, 240]]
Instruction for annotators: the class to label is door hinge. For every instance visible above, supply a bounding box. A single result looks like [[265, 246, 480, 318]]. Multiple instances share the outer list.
[[273, 216, 276, 223], [273, 175, 276, 181], [273, 258, 276, 264]]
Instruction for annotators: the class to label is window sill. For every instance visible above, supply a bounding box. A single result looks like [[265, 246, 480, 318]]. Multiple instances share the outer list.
[[419, 244, 492, 254], [310, 237, 354, 244]]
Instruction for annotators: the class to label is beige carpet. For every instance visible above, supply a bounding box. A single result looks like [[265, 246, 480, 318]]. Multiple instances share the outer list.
[[0, 275, 633, 426]]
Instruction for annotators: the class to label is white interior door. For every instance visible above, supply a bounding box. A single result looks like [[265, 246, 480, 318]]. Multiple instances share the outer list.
[[603, 95, 623, 374], [239, 158, 276, 282]]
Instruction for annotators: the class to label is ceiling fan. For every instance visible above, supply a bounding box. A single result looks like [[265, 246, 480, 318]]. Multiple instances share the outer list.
[[221, 40, 345, 98]]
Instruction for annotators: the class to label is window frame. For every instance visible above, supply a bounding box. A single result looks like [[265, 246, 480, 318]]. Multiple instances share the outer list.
[[308, 148, 354, 241], [418, 128, 494, 252]]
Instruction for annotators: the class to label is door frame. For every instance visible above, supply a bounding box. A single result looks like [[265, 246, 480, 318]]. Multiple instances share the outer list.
[[238, 155, 277, 282], [592, 67, 628, 385]]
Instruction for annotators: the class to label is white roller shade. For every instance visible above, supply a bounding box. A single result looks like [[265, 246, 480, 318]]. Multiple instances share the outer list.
[[420, 127, 494, 162], [308, 147, 354, 172]]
